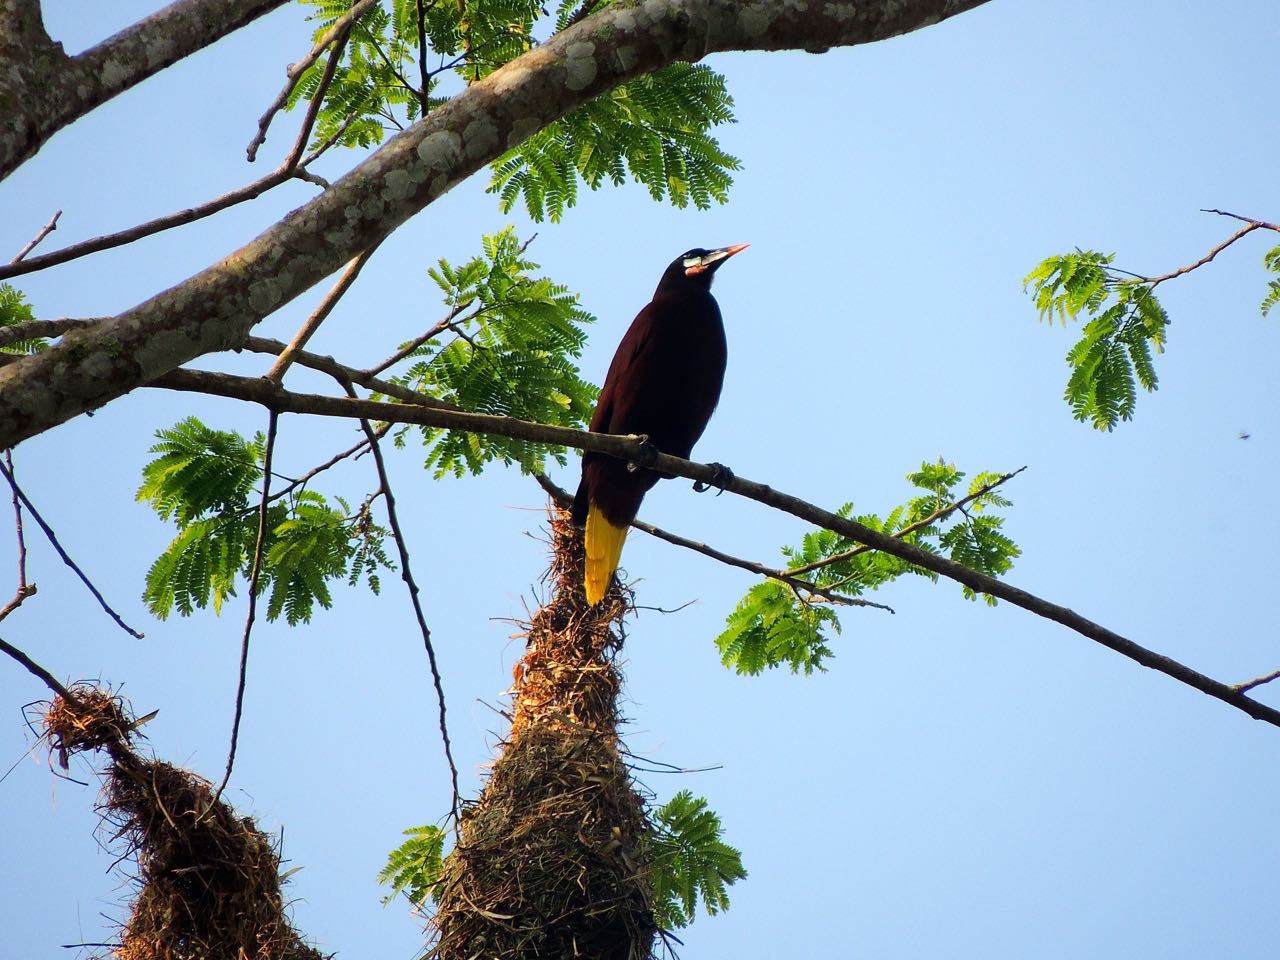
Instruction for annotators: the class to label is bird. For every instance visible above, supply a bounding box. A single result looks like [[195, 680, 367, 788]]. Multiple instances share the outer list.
[[572, 243, 748, 605]]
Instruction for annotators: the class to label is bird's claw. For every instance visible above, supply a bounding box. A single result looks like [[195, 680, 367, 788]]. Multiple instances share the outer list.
[[693, 462, 734, 495], [627, 436, 660, 473]]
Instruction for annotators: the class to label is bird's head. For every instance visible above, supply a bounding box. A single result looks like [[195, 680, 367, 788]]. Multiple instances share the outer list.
[[658, 243, 749, 292]]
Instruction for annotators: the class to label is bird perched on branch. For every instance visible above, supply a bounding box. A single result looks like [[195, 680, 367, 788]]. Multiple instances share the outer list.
[[572, 243, 748, 605]]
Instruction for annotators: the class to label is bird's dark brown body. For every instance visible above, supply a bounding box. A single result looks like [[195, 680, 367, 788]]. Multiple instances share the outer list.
[[573, 245, 746, 604]]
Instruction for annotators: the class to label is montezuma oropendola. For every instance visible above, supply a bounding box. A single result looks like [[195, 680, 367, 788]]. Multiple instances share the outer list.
[[572, 243, 748, 605]]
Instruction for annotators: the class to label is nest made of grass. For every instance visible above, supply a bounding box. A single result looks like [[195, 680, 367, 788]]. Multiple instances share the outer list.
[[41, 686, 321, 960], [430, 509, 656, 960], [104, 756, 323, 960]]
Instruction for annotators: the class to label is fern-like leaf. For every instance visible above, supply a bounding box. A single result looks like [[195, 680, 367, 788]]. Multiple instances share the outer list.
[[648, 791, 746, 930]]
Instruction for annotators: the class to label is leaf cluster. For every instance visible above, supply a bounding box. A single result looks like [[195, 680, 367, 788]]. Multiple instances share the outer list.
[[717, 461, 1021, 676], [378, 823, 447, 908], [389, 227, 598, 476], [138, 417, 394, 625], [490, 63, 740, 222], [1024, 251, 1169, 431], [0, 283, 45, 355], [290, 0, 739, 219], [1262, 243, 1280, 317], [647, 790, 747, 930]]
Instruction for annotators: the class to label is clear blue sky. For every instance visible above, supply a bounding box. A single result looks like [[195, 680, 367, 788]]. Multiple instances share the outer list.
[[3, 1, 1279, 958]]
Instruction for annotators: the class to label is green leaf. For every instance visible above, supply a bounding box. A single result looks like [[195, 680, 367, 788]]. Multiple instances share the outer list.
[[391, 226, 598, 476], [489, 63, 740, 222], [1262, 244, 1280, 317], [378, 823, 447, 907], [718, 461, 1022, 673], [648, 791, 746, 930], [140, 419, 394, 624], [1026, 252, 1169, 430], [137, 417, 264, 525]]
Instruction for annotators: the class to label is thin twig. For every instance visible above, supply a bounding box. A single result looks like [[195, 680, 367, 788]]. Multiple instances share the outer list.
[[247, 0, 378, 162], [364, 300, 477, 377], [1233, 669, 1280, 695], [340, 379, 461, 822], [786, 467, 1027, 578], [9, 210, 61, 264], [0, 633, 74, 702], [415, 0, 431, 116], [0, 584, 36, 623], [275, 15, 354, 171], [206, 409, 279, 815], [265, 241, 382, 384], [241, 336, 461, 410], [0, 457, 143, 638], [532, 473, 889, 611], [0, 24, 355, 284], [7, 450, 28, 589], [0, 169, 305, 282], [1200, 208, 1280, 231], [147, 367, 1280, 729]]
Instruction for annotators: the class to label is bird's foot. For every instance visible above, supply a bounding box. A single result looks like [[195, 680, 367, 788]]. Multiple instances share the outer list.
[[693, 462, 734, 495], [627, 436, 661, 473]]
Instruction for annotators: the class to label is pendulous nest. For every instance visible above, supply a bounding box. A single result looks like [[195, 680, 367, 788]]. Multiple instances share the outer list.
[[41, 688, 321, 960], [430, 509, 656, 960]]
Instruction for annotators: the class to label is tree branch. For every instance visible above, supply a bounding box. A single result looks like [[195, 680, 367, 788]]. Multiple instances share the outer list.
[[264, 243, 383, 385], [0, 0, 993, 447], [0, 0, 292, 180], [206, 409, 278, 815], [9, 210, 60, 264], [532, 472, 890, 611], [340, 380, 462, 821], [0, 455, 143, 639], [247, 0, 379, 162], [786, 466, 1026, 578], [145, 368, 1280, 728]]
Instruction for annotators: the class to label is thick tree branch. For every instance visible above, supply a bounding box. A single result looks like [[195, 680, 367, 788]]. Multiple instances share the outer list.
[[0, 0, 993, 448], [146, 368, 1280, 728], [0, 0, 292, 180]]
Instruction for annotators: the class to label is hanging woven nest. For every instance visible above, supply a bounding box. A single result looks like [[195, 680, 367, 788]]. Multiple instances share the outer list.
[[430, 509, 656, 960], [41, 687, 322, 960]]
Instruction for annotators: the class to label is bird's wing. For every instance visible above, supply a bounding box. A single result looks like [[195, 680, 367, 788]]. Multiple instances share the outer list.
[[591, 302, 664, 434]]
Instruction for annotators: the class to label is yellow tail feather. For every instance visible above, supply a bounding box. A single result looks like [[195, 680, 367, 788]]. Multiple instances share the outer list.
[[584, 505, 629, 605]]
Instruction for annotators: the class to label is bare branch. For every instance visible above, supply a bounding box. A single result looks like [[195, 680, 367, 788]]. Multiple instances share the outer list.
[[9, 210, 60, 264], [0, 583, 36, 624], [206, 409, 279, 815], [0, 0, 994, 446], [365, 301, 477, 377], [1, 0, 292, 180], [1233, 669, 1280, 695], [265, 242, 382, 385], [532, 473, 890, 611], [340, 380, 462, 821], [146, 367, 1280, 729], [241, 335, 461, 410], [6, 449, 27, 590], [0, 168, 309, 282], [0, 631, 74, 702], [0, 456, 143, 639]]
